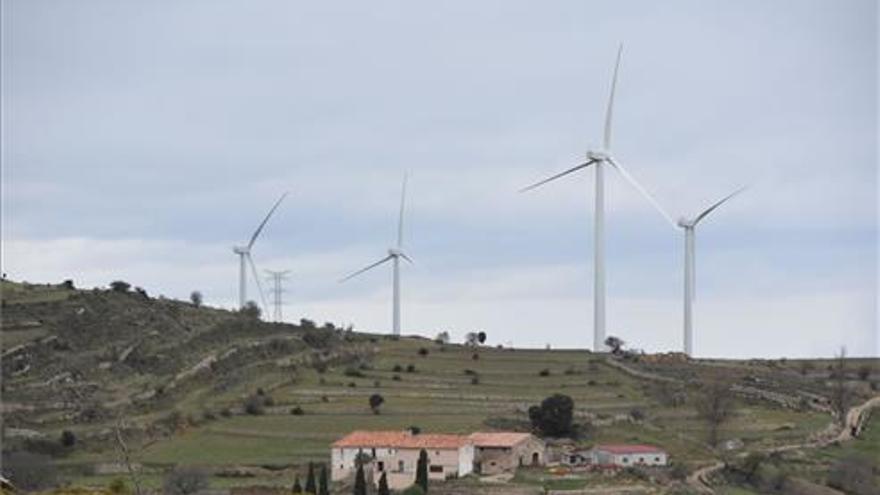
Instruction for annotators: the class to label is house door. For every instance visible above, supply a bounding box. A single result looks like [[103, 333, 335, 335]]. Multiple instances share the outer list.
[[474, 461, 482, 474], [531, 452, 540, 465]]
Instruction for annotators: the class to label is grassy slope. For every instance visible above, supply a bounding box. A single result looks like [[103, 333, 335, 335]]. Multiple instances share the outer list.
[[1, 280, 866, 493]]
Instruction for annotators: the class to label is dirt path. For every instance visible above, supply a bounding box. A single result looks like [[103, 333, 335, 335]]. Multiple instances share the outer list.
[[603, 356, 879, 494], [686, 394, 880, 494]]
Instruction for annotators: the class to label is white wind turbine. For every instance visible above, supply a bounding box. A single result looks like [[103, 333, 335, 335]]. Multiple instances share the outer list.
[[340, 173, 412, 336], [677, 186, 746, 356], [232, 192, 288, 312], [521, 44, 673, 352]]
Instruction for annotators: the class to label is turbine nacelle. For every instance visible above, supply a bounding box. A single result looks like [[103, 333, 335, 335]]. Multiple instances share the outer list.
[[233, 246, 249, 255], [677, 218, 695, 229], [586, 149, 610, 162], [388, 247, 404, 257]]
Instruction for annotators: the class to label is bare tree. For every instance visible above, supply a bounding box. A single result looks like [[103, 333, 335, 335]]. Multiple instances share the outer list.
[[114, 418, 143, 495], [694, 378, 735, 447], [163, 466, 209, 495], [829, 347, 851, 426]]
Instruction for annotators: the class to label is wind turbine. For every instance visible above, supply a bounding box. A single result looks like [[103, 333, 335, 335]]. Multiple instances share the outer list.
[[233, 193, 288, 312], [521, 44, 673, 352], [340, 173, 412, 337], [677, 186, 746, 356]]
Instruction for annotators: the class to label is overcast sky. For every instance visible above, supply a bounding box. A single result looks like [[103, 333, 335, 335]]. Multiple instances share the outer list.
[[3, 0, 878, 358]]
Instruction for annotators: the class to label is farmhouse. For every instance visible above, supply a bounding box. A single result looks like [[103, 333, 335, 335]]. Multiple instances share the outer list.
[[468, 432, 546, 474], [331, 430, 474, 490], [589, 444, 668, 467]]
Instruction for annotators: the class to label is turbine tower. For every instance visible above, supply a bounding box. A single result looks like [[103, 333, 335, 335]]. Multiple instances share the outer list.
[[677, 187, 745, 356], [521, 45, 672, 352], [265, 269, 291, 323], [233, 193, 287, 312], [340, 173, 412, 336]]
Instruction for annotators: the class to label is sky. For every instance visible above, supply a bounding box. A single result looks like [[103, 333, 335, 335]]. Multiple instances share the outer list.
[[2, 0, 878, 358]]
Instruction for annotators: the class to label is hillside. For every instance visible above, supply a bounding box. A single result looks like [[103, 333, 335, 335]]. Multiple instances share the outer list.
[[2, 280, 878, 494]]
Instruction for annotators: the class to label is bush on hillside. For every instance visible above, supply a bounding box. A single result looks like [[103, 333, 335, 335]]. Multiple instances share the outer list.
[[163, 466, 209, 495], [0, 451, 58, 491], [244, 395, 265, 415], [109, 280, 131, 292], [529, 394, 575, 437], [190, 291, 203, 307], [60, 430, 77, 448]]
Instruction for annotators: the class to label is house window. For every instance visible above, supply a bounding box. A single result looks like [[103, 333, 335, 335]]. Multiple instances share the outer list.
[[377, 461, 384, 472], [371, 448, 376, 458], [655, 457, 661, 462], [429, 466, 443, 473], [638, 457, 645, 463], [398, 460, 405, 472], [622, 457, 629, 463]]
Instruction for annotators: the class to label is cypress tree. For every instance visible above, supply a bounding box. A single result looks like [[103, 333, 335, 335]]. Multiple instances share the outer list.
[[353, 462, 366, 495], [318, 464, 329, 495], [293, 475, 303, 493], [377, 472, 389, 495], [305, 462, 316, 494], [415, 449, 429, 492]]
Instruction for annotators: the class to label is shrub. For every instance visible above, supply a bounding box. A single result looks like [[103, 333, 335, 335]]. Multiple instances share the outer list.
[[463, 369, 478, 376], [392, 375, 402, 381], [109, 280, 131, 292], [369, 393, 385, 414], [538, 369, 551, 377], [529, 394, 575, 437], [629, 408, 645, 421], [406, 364, 416, 373], [344, 367, 365, 378], [61, 279, 75, 290], [0, 451, 58, 491], [60, 429, 77, 448], [857, 365, 871, 381], [290, 406, 304, 415], [828, 453, 874, 495], [472, 353, 480, 360], [240, 300, 261, 319], [220, 407, 232, 417], [392, 364, 404, 372], [471, 376, 480, 385], [244, 395, 265, 415], [348, 382, 357, 388], [163, 466, 209, 495], [190, 291, 203, 307], [108, 478, 129, 494], [418, 347, 429, 357]]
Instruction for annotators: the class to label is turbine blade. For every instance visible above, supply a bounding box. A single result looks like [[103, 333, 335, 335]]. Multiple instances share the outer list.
[[399, 253, 414, 264], [607, 157, 676, 227], [247, 253, 269, 315], [519, 160, 597, 193], [603, 44, 623, 151], [397, 172, 408, 248], [248, 192, 288, 249], [339, 255, 394, 283], [694, 185, 748, 225]]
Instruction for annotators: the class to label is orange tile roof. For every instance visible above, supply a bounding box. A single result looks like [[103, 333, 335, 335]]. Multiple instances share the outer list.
[[332, 430, 467, 449], [468, 432, 533, 448]]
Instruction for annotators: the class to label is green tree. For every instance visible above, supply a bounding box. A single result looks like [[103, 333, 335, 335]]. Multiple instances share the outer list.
[[318, 464, 329, 495], [353, 463, 366, 495], [415, 449, 429, 492], [528, 394, 575, 437], [377, 472, 390, 495], [292, 475, 303, 493], [305, 462, 316, 493]]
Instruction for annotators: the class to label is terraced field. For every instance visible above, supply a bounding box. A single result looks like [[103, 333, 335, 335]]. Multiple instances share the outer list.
[[2, 281, 869, 494]]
